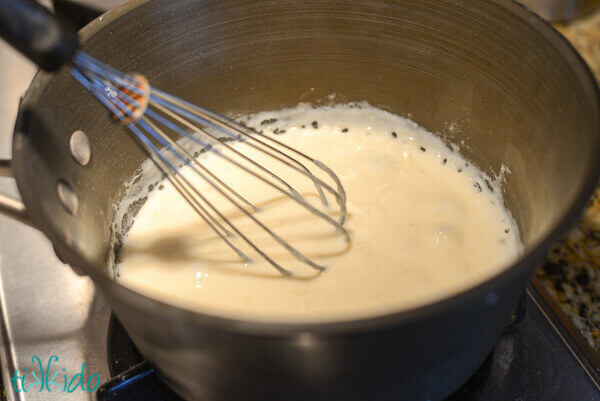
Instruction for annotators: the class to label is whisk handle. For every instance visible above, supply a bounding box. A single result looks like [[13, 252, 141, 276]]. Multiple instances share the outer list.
[[0, 0, 79, 71]]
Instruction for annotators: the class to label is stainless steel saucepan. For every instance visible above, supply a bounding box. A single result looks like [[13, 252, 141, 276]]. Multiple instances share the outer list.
[[0, 0, 599, 400]]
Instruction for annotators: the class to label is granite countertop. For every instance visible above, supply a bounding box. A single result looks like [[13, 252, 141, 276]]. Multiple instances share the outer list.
[[535, 9, 600, 351]]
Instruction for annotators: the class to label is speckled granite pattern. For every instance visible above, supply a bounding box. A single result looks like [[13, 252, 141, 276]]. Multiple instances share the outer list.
[[555, 10, 600, 79], [535, 9, 600, 350]]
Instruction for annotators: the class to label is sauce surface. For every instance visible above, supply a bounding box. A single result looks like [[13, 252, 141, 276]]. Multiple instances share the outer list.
[[116, 103, 521, 322]]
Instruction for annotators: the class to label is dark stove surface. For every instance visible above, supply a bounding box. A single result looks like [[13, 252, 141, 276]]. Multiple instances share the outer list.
[[97, 291, 600, 401]]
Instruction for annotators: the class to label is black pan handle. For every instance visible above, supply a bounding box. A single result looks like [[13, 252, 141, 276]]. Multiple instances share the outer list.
[[0, 0, 79, 71]]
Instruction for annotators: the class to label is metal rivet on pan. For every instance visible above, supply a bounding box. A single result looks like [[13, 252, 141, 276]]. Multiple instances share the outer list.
[[57, 180, 79, 216], [69, 130, 91, 166]]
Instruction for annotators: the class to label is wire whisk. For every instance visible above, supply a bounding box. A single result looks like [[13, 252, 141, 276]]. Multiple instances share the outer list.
[[70, 52, 349, 276]]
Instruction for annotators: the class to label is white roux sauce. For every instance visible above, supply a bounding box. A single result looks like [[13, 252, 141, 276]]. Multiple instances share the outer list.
[[116, 103, 521, 322]]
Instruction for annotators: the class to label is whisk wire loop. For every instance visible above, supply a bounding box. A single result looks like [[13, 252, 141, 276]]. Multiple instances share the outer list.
[[69, 52, 349, 275]]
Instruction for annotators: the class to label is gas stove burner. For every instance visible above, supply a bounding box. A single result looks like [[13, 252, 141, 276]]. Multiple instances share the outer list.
[[98, 315, 494, 401]]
